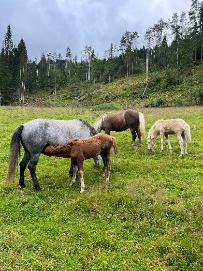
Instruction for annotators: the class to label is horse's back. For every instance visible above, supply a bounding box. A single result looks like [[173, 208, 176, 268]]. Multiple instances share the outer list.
[[155, 118, 188, 134], [103, 111, 127, 131], [21, 119, 96, 152]]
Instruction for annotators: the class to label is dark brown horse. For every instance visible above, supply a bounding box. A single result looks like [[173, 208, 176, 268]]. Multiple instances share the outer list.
[[93, 109, 145, 147], [44, 133, 118, 193]]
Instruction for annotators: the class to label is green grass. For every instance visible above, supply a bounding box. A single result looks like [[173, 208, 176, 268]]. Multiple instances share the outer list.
[[0, 106, 203, 270]]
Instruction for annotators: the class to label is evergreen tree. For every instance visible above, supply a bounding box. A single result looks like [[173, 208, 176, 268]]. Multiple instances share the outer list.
[[198, 1, 203, 60], [17, 39, 28, 102], [189, 0, 201, 61], [27, 60, 37, 92], [120, 31, 139, 76], [38, 53, 48, 88], [104, 43, 118, 82], [0, 25, 18, 104], [65, 47, 72, 81], [82, 46, 94, 81], [170, 13, 180, 67]]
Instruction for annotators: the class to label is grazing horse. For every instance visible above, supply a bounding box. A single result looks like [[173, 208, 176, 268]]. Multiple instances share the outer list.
[[44, 133, 118, 193], [93, 109, 145, 147], [6, 119, 101, 190], [147, 118, 191, 156]]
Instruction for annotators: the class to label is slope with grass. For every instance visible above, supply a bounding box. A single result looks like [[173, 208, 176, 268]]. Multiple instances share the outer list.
[[23, 64, 203, 109], [0, 106, 203, 270]]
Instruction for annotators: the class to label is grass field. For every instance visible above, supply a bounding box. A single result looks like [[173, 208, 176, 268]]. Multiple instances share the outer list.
[[0, 106, 203, 271]]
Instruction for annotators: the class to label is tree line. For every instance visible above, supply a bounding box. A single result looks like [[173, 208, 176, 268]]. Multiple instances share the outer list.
[[0, 0, 202, 105]]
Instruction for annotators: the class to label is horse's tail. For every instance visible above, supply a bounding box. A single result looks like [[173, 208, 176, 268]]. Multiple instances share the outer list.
[[183, 122, 191, 142], [139, 112, 145, 138], [111, 136, 118, 154], [6, 125, 24, 184]]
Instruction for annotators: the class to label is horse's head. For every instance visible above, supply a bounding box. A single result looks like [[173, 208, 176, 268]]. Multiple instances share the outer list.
[[147, 135, 155, 151]]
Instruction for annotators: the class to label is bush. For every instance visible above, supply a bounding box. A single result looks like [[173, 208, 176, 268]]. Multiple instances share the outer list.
[[147, 98, 166, 107], [162, 69, 182, 89], [198, 90, 203, 105], [149, 69, 182, 91]]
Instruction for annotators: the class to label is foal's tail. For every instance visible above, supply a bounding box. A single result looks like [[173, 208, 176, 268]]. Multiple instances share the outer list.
[[111, 136, 118, 154], [6, 125, 24, 184], [183, 122, 191, 142], [139, 112, 145, 138]]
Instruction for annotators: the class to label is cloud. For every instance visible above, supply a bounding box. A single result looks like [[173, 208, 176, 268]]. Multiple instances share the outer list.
[[0, 0, 191, 61]]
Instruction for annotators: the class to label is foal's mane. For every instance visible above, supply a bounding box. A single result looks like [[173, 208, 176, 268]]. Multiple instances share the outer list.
[[148, 122, 157, 139], [148, 119, 163, 139]]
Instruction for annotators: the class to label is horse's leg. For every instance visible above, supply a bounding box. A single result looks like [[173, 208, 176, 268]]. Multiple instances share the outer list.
[[105, 156, 111, 183], [165, 134, 172, 153], [69, 159, 74, 177], [78, 161, 85, 193], [69, 163, 78, 187], [182, 133, 188, 154], [28, 153, 41, 190], [130, 128, 137, 148], [101, 152, 111, 183], [19, 151, 30, 188], [94, 155, 101, 168], [184, 139, 188, 155], [177, 135, 184, 157], [136, 127, 142, 147], [101, 154, 106, 177], [105, 129, 110, 135], [160, 132, 164, 151]]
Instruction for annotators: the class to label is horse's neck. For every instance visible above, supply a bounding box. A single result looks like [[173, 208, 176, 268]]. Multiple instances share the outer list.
[[93, 118, 102, 132], [150, 127, 159, 139]]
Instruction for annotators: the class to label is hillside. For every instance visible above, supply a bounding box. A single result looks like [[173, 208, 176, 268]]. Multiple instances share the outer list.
[[23, 64, 203, 109]]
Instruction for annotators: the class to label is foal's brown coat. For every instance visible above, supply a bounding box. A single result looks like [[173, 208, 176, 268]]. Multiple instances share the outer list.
[[44, 133, 118, 193]]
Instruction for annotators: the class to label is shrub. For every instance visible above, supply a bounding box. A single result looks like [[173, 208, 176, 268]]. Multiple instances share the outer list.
[[198, 90, 203, 105]]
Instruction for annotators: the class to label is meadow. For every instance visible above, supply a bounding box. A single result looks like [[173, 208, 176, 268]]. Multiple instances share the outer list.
[[0, 106, 202, 271]]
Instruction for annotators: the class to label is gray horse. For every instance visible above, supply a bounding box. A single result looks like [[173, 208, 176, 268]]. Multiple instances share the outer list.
[[6, 118, 100, 190]]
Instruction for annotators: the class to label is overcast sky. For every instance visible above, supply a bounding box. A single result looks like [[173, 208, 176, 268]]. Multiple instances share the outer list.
[[0, 0, 192, 61]]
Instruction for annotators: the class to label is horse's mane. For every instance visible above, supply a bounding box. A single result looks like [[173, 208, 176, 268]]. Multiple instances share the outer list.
[[148, 122, 157, 139], [79, 119, 98, 136], [93, 113, 110, 132], [148, 119, 164, 139]]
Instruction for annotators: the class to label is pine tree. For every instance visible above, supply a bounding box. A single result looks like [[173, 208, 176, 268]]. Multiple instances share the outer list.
[[0, 25, 18, 104], [17, 39, 28, 102]]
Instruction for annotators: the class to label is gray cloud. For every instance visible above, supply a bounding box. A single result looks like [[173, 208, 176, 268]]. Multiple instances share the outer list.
[[0, 0, 191, 61]]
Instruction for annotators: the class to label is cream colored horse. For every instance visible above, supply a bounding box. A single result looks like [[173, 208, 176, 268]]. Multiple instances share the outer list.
[[147, 119, 191, 157]]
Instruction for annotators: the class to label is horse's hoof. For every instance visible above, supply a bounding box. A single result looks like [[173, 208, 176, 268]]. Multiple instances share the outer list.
[[19, 184, 26, 189], [80, 186, 85, 193], [34, 185, 42, 191]]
